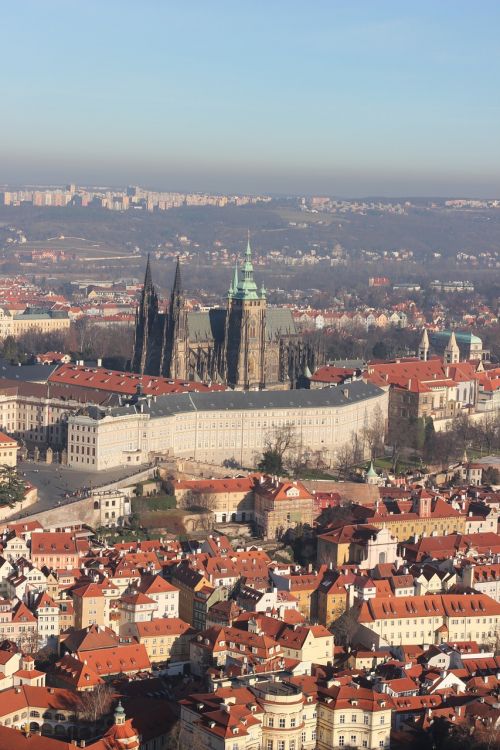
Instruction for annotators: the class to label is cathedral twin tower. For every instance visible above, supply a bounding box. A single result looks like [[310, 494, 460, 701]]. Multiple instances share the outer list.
[[131, 239, 321, 390]]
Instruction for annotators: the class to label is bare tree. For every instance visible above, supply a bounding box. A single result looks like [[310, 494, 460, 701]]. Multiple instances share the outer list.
[[362, 404, 386, 459], [334, 442, 355, 479], [183, 490, 218, 513], [388, 418, 409, 473], [287, 448, 311, 478], [77, 684, 115, 723], [16, 630, 43, 655], [350, 430, 364, 465], [330, 608, 360, 648], [450, 413, 473, 455], [473, 412, 500, 455], [258, 423, 298, 474]]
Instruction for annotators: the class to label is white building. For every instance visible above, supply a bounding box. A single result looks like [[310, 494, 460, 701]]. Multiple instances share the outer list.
[[67, 382, 389, 471]]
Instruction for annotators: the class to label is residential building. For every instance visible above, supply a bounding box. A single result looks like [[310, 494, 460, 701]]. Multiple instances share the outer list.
[[316, 682, 393, 750], [136, 574, 179, 617], [171, 475, 256, 523], [254, 478, 315, 540], [30, 532, 85, 570], [356, 593, 500, 648], [123, 617, 194, 663]]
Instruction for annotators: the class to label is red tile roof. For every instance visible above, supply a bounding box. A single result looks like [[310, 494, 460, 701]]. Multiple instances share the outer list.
[[0, 432, 17, 446], [134, 617, 193, 637], [76, 643, 151, 676], [48, 363, 225, 395], [358, 593, 500, 623], [366, 358, 478, 392], [31, 533, 82, 557]]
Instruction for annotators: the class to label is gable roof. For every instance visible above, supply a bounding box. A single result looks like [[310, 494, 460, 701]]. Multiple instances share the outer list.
[[76, 643, 151, 676], [60, 624, 120, 654], [134, 617, 193, 638]]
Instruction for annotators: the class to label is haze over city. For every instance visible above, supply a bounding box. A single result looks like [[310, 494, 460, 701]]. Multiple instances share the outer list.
[[2, 1, 500, 196]]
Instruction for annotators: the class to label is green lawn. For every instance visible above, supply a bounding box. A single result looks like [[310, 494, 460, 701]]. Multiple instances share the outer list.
[[466, 447, 500, 460], [371, 456, 427, 472], [131, 494, 176, 513], [298, 468, 339, 480]]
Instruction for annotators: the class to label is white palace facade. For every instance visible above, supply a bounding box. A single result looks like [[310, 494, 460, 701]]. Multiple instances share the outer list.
[[66, 381, 388, 471]]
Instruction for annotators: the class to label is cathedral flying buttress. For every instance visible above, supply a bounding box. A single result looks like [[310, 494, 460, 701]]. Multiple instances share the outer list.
[[131, 239, 323, 389]]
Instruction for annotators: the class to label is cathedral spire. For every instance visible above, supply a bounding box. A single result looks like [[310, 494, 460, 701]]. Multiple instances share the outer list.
[[444, 331, 460, 364], [172, 255, 182, 296], [131, 254, 159, 375], [144, 253, 153, 290], [228, 263, 238, 298], [418, 328, 429, 361], [234, 234, 259, 300], [246, 229, 252, 259]]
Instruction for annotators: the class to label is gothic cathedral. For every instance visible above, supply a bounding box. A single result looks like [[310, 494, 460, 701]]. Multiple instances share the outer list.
[[131, 239, 322, 389]]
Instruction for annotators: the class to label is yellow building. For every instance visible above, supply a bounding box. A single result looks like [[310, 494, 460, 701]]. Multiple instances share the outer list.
[[368, 493, 466, 542], [254, 478, 315, 540], [278, 624, 334, 665], [270, 568, 322, 620], [72, 580, 119, 630], [123, 617, 194, 663], [171, 563, 211, 626], [0, 309, 70, 341], [316, 682, 393, 750], [171, 475, 256, 524], [316, 572, 352, 626], [0, 432, 18, 467], [180, 677, 390, 750]]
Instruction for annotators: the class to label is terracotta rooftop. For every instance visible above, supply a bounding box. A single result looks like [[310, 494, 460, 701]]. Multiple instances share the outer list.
[[48, 363, 225, 395]]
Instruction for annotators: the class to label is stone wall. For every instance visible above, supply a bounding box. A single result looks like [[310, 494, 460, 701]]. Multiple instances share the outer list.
[[8, 495, 99, 529], [158, 458, 239, 481], [433, 410, 498, 433], [0, 486, 38, 523]]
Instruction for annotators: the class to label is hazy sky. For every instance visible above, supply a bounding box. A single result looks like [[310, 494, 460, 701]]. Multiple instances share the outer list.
[[1, 1, 500, 197]]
